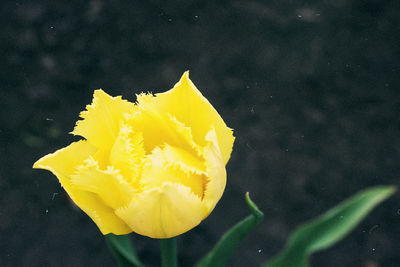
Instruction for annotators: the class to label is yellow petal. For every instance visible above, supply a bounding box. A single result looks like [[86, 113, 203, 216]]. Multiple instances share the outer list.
[[109, 124, 145, 185], [116, 182, 206, 238], [72, 89, 135, 150], [162, 143, 206, 176], [33, 141, 131, 235], [129, 97, 201, 156], [202, 128, 227, 213], [140, 145, 205, 198], [140, 71, 235, 164], [33, 140, 97, 188], [71, 158, 135, 209], [67, 189, 131, 235]]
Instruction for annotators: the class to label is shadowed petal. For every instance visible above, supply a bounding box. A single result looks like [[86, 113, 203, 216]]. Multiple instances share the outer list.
[[109, 123, 145, 185], [202, 128, 227, 213]]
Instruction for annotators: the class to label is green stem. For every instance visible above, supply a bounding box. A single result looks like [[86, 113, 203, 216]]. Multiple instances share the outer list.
[[161, 238, 177, 267]]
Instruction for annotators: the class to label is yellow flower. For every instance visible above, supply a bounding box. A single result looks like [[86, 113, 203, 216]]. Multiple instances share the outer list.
[[33, 72, 235, 238]]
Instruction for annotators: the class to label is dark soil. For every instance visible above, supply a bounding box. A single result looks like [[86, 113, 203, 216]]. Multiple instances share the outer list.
[[1, 1, 399, 266]]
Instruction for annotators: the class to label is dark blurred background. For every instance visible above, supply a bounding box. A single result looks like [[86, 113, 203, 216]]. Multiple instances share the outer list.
[[1, 0, 399, 266]]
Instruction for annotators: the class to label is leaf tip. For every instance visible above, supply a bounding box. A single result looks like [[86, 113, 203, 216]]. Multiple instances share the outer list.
[[245, 192, 264, 220], [369, 185, 397, 201], [386, 185, 397, 195]]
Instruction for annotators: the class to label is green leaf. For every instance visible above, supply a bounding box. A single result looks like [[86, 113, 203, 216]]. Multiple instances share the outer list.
[[196, 192, 264, 267], [105, 234, 144, 267], [264, 185, 396, 267]]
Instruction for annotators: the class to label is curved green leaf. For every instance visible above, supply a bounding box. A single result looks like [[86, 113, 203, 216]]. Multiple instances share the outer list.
[[196, 192, 264, 267], [264, 185, 396, 267], [105, 234, 144, 267]]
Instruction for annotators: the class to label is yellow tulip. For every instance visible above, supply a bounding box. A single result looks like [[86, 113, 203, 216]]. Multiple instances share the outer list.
[[33, 72, 235, 238]]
